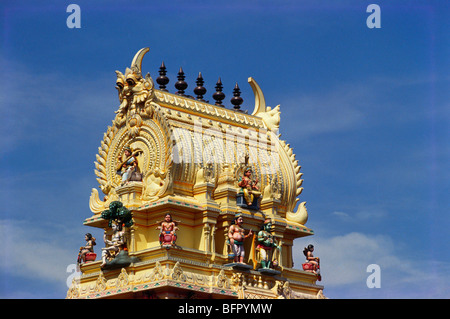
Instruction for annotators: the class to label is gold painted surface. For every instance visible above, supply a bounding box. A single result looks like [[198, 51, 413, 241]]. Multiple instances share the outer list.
[[71, 48, 324, 299]]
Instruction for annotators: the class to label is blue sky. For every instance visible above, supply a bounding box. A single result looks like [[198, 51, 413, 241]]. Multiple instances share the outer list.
[[1, 0, 448, 299]]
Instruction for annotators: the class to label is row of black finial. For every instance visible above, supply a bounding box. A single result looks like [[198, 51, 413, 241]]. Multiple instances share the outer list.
[[156, 62, 244, 111]]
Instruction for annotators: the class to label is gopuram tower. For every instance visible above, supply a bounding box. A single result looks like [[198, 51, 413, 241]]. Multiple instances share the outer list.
[[67, 48, 325, 299]]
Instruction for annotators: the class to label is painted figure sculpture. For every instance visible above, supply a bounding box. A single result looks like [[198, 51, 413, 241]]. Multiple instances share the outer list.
[[101, 222, 125, 268], [238, 167, 261, 207], [227, 214, 253, 264], [116, 146, 143, 185], [302, 244, 321, 281], [257, 219, 281, 269], [157, 213, 179, 248], [77, 233, 97, 265]]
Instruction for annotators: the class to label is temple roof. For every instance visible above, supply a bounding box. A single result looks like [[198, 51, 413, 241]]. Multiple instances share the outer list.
[[89, 48, 308, 226]]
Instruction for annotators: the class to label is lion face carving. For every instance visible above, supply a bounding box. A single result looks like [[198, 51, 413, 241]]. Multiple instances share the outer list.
[[115, 65, 154, 117], [114, 50, 155, 139]]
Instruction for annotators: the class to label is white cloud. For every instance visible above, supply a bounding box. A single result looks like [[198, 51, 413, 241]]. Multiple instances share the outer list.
[[279, 74, 449, 139], [0, 219, 78, 285], [0, 56, 115, 153], [294, 232, 450, 298], [331, 208, 387, 223], [331, 211, 351, 220], [281, 83, 370, 137]]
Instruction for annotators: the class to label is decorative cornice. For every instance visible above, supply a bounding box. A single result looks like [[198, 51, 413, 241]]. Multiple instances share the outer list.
[[154, 90, 266, 129]]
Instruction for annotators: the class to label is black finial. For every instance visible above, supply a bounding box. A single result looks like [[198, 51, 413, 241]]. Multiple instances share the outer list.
[[175, 67, 188, 96], [194, 72, 207, 101], [156, 61, 169, 91], [213, 77, 225, 107], [230, 82, 243, 111]]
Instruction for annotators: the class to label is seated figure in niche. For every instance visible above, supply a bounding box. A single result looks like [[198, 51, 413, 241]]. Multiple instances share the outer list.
[[116, 146, 142, 185], [77, 233, 96, 265], [101, 222, 125, 268], [238, 167, 261, 206], [156, 213, 179, 247], [303, 244, 321, 279]]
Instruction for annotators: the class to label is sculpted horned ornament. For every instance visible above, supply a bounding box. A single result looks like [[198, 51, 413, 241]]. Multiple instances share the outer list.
[[114, 48, 156, 134], [90, 48, 173, 214]]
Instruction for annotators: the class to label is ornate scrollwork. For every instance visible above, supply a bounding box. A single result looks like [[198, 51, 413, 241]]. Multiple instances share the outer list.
[[216, 269, 230, 289], [114, 48, 155, 131], [116, 268, 129, 288], [66, 278, 80, 299], [90, 50, 173, 213], [95, 272, 107, 292], [171, 262, 186, 282]]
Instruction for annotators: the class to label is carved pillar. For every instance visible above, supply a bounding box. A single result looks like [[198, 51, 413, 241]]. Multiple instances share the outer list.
[[130, 225, 136, 253], [211, 224, 216, 255], [204, 223, 211, 252]]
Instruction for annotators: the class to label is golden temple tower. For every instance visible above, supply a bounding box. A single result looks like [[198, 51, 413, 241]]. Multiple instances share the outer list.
[[67, 48, 325, 299]]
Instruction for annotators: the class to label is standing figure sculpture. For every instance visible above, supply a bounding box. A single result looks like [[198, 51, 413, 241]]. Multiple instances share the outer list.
[[228, 214, 253, 264], [101, 222, 125, 268], [77, 233, 96, 265], [238, 167, 261, 206], [156, 213, 179, 248], [116, 146, 142, 185], [257, 219, 280, 269]]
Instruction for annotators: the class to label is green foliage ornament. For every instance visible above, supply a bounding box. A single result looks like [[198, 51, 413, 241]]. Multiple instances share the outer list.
[[101, 201, 134, 227]]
